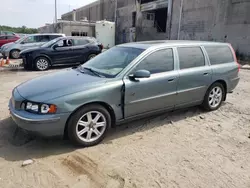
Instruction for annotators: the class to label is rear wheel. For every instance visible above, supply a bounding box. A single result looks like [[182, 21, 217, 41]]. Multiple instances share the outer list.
[[87, 54, 96, 61], [203, 82, 225, 111], [10, 49, 20, 59], [67, 104, 111, 147], [35, 57, 50, 71]]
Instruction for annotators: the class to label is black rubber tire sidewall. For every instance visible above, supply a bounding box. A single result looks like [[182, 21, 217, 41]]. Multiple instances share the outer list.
[[10, 50, 20, 59], [35, 57, 50, 71], [67, 104, 111, 147], [203, 82, 225, 111]]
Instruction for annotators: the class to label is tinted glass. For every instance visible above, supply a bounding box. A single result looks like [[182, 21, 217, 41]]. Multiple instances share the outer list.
[[74, 39, 89, 46], [39, 35, 50, 42], [24, 36, 36, 43], [134, 49, 174, 74], [7, 36, 16, 39], [178, 47, 205, 69], [205, 46, 234, 65], [49, 35, 62, 40], [82, 47, 144, 77], [0, 36, 6, 40]]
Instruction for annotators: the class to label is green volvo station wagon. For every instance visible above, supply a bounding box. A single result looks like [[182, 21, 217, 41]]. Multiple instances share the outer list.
[[9, 41, 240, 146]]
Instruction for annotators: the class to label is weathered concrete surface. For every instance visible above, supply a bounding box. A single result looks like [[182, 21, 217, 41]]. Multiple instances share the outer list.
[[170, 0, 250, 59]]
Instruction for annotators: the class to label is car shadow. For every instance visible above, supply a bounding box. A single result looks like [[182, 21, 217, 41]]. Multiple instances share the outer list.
[[0, 106, 209, 162]]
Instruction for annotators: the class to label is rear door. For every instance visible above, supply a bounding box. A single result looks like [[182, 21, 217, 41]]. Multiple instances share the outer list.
[[175, 46, 212, 108], [72, 38, 91, 63], [124, 48, 178, 118]]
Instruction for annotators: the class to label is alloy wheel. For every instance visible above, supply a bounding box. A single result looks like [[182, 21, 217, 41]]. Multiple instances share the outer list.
[[208, 86, 223, 108], [76, 111, 107, 143], [36, 58, 49, 70]]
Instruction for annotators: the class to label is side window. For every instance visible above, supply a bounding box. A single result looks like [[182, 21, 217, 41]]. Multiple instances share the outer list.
[[74, 39, 89, 46], [24, 36, 36, 43], [50, 35, 62, 40], [205, 46, 234, 65], [178, 47, 205, 69], [55, 39, 73, 47], [6, 36, 16, 39], [39, 35, 50, 42], [0, 36, 6, 40], [134, 49, 174, 74]]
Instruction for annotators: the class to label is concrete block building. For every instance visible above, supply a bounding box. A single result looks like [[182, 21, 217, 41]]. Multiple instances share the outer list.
[[59, 0, 250, 58]]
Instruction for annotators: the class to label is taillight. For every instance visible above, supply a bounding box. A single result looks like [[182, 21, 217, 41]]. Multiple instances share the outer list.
[[98, 44, 103, 51], [229, 44, 240, 72]]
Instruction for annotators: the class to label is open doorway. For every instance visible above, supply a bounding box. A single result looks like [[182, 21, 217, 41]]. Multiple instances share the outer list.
[[154, 8, 167, 33]]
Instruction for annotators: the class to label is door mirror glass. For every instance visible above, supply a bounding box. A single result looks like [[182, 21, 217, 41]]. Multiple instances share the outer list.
[[130, 69, 151, 79]]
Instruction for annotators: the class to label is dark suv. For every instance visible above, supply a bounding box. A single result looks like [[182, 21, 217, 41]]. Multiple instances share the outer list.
[[20, 36, 103, 71]]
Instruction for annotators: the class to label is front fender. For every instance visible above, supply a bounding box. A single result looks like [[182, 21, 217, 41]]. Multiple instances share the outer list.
[[47, 79, 124, 121]]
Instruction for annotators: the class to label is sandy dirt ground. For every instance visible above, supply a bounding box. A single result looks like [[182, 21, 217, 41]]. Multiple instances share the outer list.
[[0, 67, 250, 188]]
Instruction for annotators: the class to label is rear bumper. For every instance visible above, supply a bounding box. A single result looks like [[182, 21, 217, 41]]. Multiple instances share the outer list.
[[9, 100, 70, 137], [228, 77, 240, 92]]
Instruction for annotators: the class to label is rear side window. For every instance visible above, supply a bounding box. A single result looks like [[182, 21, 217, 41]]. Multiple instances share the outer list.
[[178, 47, 205, 69], [49, 35, 63, 40], [205, 46, 234, 65], [73, 39, 89, 46], [39, 35, 50, 42], [134, 49, 174, 74]]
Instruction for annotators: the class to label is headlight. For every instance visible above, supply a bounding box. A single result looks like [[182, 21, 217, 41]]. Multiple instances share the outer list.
[[24, 101, 57, 114]]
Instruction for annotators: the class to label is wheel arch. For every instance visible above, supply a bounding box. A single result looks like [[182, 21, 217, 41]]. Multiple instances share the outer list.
[[10, 49, 20, 58], [63, 101, 116, 139], [34, 55, 52, 65]]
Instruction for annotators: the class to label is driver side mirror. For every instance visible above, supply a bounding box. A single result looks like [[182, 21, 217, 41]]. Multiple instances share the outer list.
[[129, 70, 151, 80], [53, 44, 59, 50]]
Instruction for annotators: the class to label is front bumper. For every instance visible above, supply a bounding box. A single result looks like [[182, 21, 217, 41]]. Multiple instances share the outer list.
[[9, 99, 71, 137]]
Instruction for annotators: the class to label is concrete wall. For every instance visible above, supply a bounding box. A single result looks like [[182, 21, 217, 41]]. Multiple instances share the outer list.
[[170, 0, 250, 58], [39, 21, 95, 37], [61, 0, 116, 22], [116, 0, 136, 43]]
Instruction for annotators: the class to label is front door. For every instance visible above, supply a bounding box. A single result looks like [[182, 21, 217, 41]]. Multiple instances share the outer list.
[[49, 39, 75, 64], [175, 46, 212, 107], [124, 48, 178, 118]]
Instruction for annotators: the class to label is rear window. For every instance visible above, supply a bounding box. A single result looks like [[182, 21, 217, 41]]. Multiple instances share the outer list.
[[178, 47, 205, 69], [205, 46, 234, 65]]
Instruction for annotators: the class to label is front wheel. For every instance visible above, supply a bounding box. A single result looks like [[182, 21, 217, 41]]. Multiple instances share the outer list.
[[203, 82, 225, 111], [67, 104, 111, 147], [35, 57, 50, 71], [10, 49, 20, 59]]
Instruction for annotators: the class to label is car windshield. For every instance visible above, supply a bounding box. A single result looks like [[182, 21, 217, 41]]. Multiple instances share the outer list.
[[41, 38, 60, 48], [14, 37, 26, 44], [81, 46, 145, 78]]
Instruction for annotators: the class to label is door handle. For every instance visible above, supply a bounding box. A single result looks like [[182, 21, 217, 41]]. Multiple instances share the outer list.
[[203, 73, 209, 76], [168, 78, 175, 82]]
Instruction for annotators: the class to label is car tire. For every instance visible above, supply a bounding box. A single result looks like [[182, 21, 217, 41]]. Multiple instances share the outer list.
[[202, 82, 226, 111], [10, 49, 20, 59], [67, 104, 111, 147], [35, 57, 50, 71], [87, 54, 96, 60]]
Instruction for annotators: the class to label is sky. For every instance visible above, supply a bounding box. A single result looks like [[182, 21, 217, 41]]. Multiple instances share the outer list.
[[0, 0, 97, 28]]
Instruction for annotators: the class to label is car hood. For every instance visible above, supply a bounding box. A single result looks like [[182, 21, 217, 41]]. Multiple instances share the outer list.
[[1, 42, 14, 50], [20, 47, 43, 54], [16, 68, 108, 102]]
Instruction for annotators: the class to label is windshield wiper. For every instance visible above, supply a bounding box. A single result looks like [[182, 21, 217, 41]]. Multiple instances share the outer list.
[[83, 67, 105, 78]]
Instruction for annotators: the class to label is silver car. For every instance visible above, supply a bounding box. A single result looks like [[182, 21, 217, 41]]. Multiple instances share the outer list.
[[9, 41, 240, 146], [1, 33, 65, 59]]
